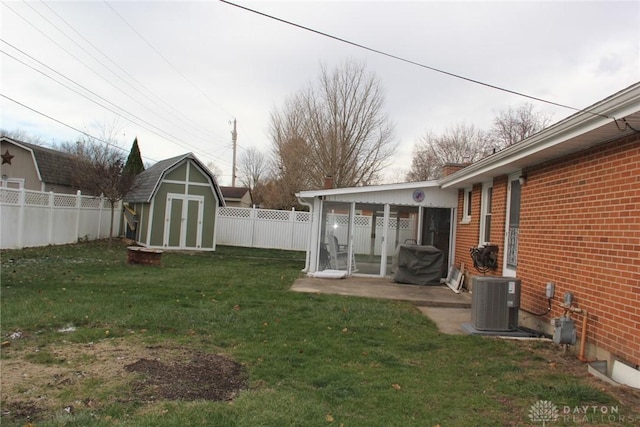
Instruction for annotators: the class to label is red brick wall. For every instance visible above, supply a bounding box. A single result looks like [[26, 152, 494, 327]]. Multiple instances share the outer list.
[[518, 134, 640, 366], [454, 179, 508, 276], [454, 184, 481, 271], [456, 134, 639, 365]]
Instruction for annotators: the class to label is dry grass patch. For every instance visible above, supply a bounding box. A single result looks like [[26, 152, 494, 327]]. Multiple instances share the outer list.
[[1, 337, 246, 425]]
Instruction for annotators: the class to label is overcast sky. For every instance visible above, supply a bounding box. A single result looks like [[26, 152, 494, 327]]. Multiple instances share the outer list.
[[1, 1, 638, 186]]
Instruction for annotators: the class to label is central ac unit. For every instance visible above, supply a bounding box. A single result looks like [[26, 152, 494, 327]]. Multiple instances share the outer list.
[[471, 277, 521, 331]]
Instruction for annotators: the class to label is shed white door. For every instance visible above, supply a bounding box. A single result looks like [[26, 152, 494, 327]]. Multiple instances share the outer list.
[[164, 193, 204, 249]]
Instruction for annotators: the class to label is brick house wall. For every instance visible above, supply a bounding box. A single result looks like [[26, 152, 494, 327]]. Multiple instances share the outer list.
[[453, 184, 480, 271], [518, 134, 640, 366], [454, 134, 640, 366]]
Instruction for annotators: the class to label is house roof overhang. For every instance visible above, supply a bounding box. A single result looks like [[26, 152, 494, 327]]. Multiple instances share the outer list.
[[439, 82, 640, 189], [296, 180, 441, 202]]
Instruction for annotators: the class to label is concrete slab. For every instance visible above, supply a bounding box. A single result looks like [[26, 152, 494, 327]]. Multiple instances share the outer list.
[[417, 307, 470, 335], [291, 276, 471, 308], [291, 276, 472, 335]]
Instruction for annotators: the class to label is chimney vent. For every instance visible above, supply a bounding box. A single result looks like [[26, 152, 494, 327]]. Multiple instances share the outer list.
[[323, 175, 334, 189]]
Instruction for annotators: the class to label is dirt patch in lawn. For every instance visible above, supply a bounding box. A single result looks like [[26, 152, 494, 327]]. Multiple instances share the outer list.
[[1, 338, 247, 424]]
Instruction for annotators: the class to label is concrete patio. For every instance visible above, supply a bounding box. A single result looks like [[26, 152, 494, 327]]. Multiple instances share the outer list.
[[291, 276, 472, 335]]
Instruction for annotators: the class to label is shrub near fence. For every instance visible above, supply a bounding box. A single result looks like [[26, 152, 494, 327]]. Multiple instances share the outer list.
[[0, 188, 120, 249]]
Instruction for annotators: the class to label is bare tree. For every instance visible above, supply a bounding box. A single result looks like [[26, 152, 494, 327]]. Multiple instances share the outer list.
[[269, 59, 397, 204], [62, 137, 136, 242], [1, 128, 46, 144], [406, 123, 488, 181], [205, 161, 223, 181], [237, 147, 268, 189], [490, 103, 552, 148]]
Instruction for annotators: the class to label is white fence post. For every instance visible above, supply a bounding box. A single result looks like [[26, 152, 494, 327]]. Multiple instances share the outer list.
[[250, 207, 256, 247], [75, 190, 82, 242], [17, 188, 25, 248], [97, 195, 104, 239], [48, 191, 55, 245], [290, 207, 295, 250]]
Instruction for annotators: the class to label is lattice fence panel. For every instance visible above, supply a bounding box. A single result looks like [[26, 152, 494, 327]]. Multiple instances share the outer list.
[[256, 209, 291, 221], [219, 207, 251, 218], [54, 194, 77, 208], [353, 215, 371, 227], [80, 197, 102, 209], [0, 188, 20, 204], [24, 191, 50, 206], [295, 212, 311, 222]]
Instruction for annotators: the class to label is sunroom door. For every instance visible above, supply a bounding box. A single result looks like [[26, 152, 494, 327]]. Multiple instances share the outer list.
[[352, 203, 386, 276], [503, 174, 521, 277], [319, 201, 354, 273]]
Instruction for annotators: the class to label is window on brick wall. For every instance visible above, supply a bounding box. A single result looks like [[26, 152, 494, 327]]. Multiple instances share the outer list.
[[462, 187, 472, 224], [480, 183, 493, 244]]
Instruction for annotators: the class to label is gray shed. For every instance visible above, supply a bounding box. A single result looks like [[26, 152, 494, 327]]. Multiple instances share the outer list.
[[124, 153, 224, 251]]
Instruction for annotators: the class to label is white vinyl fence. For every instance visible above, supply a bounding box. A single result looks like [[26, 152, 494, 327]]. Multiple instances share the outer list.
[[216, 207, 417, 255], [216, 207, 311, 251], [0, 188, 121, 249], [1, 196, 416, 254]]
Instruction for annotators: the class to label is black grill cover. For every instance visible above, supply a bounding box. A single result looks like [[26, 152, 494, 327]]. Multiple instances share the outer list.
[[392, 244, 444, 285]]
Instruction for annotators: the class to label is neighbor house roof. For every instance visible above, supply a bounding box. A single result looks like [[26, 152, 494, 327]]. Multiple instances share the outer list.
[[220, 186, 251, 200], [124, 152, 225, 205], [1, 136, 77, 187], [439, 82, 640, 189]]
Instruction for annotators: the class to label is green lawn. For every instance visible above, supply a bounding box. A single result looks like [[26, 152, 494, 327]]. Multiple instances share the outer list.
[[1, 240, 636, 426]]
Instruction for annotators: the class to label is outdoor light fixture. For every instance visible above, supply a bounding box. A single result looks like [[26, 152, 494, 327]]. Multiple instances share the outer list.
[[518, 174, 527, 186]]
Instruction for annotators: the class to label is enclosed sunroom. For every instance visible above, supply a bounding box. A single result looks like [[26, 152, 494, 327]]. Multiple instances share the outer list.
[[296, 181, 458, 278]]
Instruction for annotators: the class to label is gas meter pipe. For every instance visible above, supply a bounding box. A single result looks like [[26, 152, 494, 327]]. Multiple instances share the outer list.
[[562, 305, 590, 363]]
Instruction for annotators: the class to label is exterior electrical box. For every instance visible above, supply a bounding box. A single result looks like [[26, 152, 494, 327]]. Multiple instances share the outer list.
[[471, 277, 521, 331]]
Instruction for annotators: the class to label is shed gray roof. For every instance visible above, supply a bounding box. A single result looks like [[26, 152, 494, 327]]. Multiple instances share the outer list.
[[1, 136, 77, 187], [124, 152, 225, 206]]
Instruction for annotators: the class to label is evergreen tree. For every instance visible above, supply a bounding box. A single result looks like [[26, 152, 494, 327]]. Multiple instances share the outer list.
[[123, 137, 145, 176]]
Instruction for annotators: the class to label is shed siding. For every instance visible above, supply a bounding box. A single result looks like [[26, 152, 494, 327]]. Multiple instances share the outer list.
[[188, 184, 216, 248], [165, 162, 187, 181], [137, 203, 150, 245], [188, 165, 209, 184]]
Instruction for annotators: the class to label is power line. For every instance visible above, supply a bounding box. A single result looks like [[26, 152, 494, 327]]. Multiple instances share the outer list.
[[0, 40, 217, 159], [103, 1, 237, 125], [219, 0, 611, 120], [0, 93, 158, 161], [36, 0, 217, 142], [2, 92, 236, 171], [2, 2, 230, 155]]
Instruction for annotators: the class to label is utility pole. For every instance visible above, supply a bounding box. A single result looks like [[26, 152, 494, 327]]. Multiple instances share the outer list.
[[231, 118, 237, 187]]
